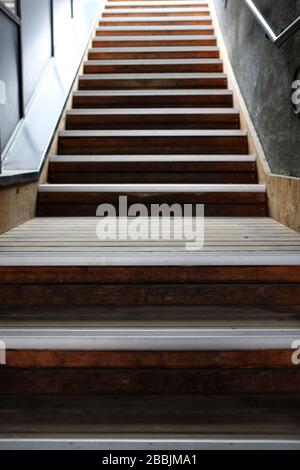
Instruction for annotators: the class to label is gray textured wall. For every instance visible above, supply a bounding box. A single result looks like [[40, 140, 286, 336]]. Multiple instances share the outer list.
[[213, 0, 300, 177]]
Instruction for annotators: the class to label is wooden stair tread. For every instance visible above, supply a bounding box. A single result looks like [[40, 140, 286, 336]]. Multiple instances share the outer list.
[[1, 395, 300, 438], [107, 1, 210, 6], [89, 45, 219, 52], [84, 58, 222, 64], [99, 15, 212, 21], [96, 25, 214, 31], [93, 34, 217, 40], [1, 305, 300, 328], [103, 7, 210, 12]]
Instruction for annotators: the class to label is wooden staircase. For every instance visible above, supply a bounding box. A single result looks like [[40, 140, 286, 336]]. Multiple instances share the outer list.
[[1, 0, 300, 450]]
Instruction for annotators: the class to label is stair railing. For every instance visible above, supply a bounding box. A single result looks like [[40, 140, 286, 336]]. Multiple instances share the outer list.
[[244, 0, 300, 47]]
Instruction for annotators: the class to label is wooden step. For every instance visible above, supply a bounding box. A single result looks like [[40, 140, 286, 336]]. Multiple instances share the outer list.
[[96, 25, 215, 35], [88, 46, 220, 60], [49, 155, 257, 184], [57, 129, 248, 155], [106, 1, 209, 6], [37, 183, 266, 217], [92, 34, 217, 47], [1, 395, 300, 450], [73, 89, 233, 108], [65, 108, 240, 130], [78, 73, 228, 90], [3, 369, 299, 395], [106, 1, 209, 7], [83, 59, 223, 74], [1, 304, 300, 329], [102, 8, 211, 17], [99, 16, 213, 26]]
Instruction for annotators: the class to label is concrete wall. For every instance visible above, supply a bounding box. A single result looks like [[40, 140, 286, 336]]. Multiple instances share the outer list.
[[213, 0, 300, 177]]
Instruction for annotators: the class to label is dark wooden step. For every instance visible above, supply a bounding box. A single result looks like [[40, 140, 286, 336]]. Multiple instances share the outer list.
[[0, 367, 299, 395], [88, 45, 220, 59], [78, 72, 228, 90], [37, 183, 266, 217], [99, 16, 213, 26], [65, 108, 240, 130], [57, 129, 248, 155], [83, 58, 223, 74], [1, 395, 300, 446], [96, 25, 215, 36], [73, 89, 233, 108], [49, 155, 256, 184], [1, 304, 300, 329], [92, 34, 217, 47]]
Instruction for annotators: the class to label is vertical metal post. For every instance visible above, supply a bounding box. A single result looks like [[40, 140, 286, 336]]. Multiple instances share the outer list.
[[50, 0, 55, 56]]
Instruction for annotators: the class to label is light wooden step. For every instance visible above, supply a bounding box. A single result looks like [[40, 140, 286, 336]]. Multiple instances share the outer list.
[[57, 129, 248, 155], [65, 108, 240, 130], [92, 34, 217, 47], [78, 72, 228, 90], [102, 8, 211, 16], [96, 25, 215, 35], [49, 154, 256, 184], [88, 45, 220, 59], [73, 89, 233, 108], [106, 1, 209, 7], [83, 58, 223, 74], [99, 15, 213, 26]]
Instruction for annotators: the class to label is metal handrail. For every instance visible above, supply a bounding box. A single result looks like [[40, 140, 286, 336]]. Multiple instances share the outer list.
[[244, 0, 300, 47]]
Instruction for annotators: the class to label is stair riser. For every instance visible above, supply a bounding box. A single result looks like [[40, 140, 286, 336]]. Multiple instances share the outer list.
[[65, 114, 240, 130], [78, 76, 228, 90], [3, 266, 298, 284], [102, 12, 211, 17], [0, 284, 298, 306], [5, 349, 297, 369], [0, 369, 299, 395], [83, 62, 223, 74], [88, 50, 220, 59], [37, 203, 266, 217], [73, 94, 233, 108], [92, 38, 217, 46], [96, 28, 215, 36], [49, 171, 256, 185], [58, 135, 248, 155]]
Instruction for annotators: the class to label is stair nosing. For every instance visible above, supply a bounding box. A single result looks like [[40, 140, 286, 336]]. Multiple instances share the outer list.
[[79, 72, 227, 79], [89, 46, 220, 52], [59, 129, 246, 136], [66, 107, 239, 115], [99, 15, 213, 22], [38, 183, 265, 192], [73, 89, 232, 96], [49, 155, 256, 162]]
